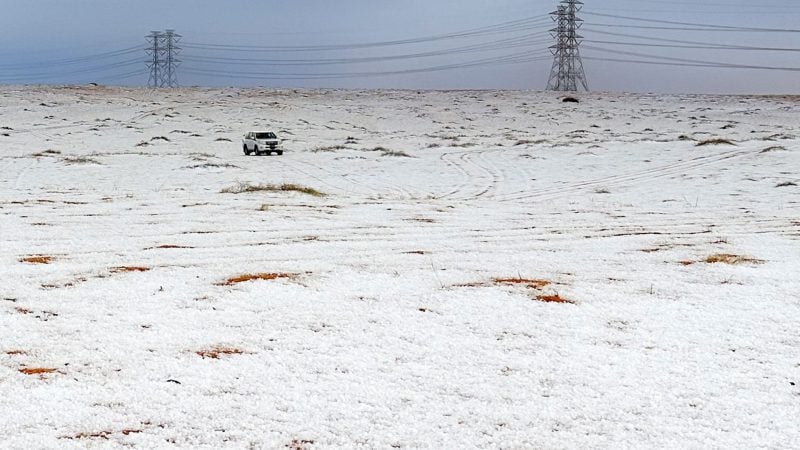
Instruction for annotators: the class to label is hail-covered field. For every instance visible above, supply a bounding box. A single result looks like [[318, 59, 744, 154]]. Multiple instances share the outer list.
[[1, 86, 798, 448]]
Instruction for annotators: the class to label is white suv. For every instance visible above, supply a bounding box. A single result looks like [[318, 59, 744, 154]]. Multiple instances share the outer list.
[[243, 132, 282, 156]]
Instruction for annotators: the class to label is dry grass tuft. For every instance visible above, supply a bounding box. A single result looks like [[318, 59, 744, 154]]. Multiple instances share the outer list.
[[19, 367, 58, 375], [221, 182, 325, 197], [535, 294, 574, 304], [5, 350, 26, 356], [153, 244, 192, 249], [219, 272, 295, 286], [20, 255, 54, 264], [696, 138, 735, 146], [196, 346, 244, 359], [287, 439, 316, 450], [63, 156, 102, 165], [380, 149, 413, 157], [703, 254, 764, 265], [494, 278, 551, 289], [70, 431, 111, 440], [110, 266, 150, 273]]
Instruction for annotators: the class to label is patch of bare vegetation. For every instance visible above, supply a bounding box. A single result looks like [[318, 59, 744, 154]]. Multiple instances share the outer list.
[[64, 427, 146, 440], [313, 145, 346, 153], [32, 149, 61, 157], [63, 156, 102, 165], [218, 272, 296, 286], [776, 181, 797, 187], [494, 278, 552, 289], [196, 346, 244, 359], [287, 439, 316, 450], [18, 367, 58, 376], [110, 266, 150, 273], [381, 149, 413, 157], [456, 277, 573, 304], [760, 145, 786, 153], [703, 254, 765, 265], [221, 182, 325, 197], [696, 138, 735, 146], [20, 255, 54, 264], [536, 294, 574, 304]]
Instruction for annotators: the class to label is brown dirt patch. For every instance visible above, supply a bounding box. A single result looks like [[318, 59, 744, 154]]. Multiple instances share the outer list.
[[20, 255, 54, 264], [219, 272, 295, 286], [196, 346, 244, 359]]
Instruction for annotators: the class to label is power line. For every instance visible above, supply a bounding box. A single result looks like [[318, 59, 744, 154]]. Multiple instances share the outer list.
[[582, 11, 800, 32], [182, 15, 551, 53]]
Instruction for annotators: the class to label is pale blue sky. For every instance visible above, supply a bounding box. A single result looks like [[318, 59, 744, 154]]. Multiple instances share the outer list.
[[1, 0, 798, 93]]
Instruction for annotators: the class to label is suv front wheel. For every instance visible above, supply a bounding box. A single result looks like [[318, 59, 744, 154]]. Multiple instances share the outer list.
[[243, 144, 251, 156]]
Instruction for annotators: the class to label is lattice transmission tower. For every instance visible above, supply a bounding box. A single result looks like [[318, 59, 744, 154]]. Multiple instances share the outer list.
[[146, 30, 181, 88], [546, 0, 589, 92]]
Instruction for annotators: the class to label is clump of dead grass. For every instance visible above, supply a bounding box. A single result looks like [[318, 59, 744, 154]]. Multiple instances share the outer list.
[[494, 278, 552, 289], [196, 346, 244, 359], [110, 266, 150, 273], [221, 182, 325, 197], [20, 255, 54, 264], [380, 149, 413, 157], [63, 156, 102, 165], [218, 272, 295, 286], [32, 149, 61, 157], [703, 254, 764, 265], [536, 294, 574, 304], [696, 138, 736, 146], [313, 145, 346, 153], [19, 367, 58, 375]]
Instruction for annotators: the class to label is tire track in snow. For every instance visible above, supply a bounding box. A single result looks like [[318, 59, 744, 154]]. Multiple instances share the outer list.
[[496, 146, 764, 203]]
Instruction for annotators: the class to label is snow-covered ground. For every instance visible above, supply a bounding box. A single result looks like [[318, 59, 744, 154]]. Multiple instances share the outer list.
[[1, 86, 798, 448]]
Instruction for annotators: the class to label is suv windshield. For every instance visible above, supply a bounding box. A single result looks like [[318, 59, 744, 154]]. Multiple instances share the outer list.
[[255, 132, 276, 139]]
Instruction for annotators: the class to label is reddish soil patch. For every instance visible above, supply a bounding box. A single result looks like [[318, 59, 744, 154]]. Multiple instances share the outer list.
[[15, 307, 32, 314], [536, 294, 574, 304], [18, 367, 58, 375], [196, 346, 244, 359], [20, 255, 54, 264], [219, 272, 294, 286], [679, 260, 695, 266]]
